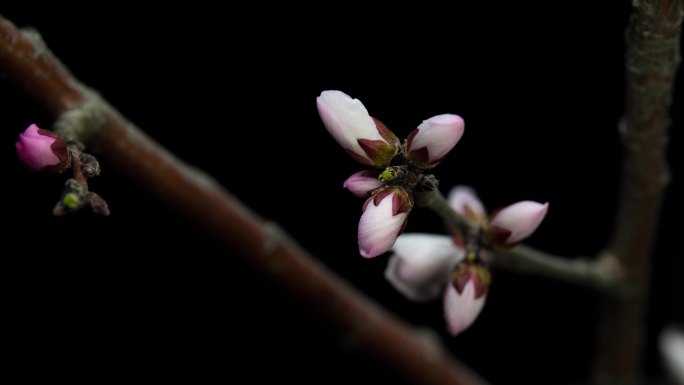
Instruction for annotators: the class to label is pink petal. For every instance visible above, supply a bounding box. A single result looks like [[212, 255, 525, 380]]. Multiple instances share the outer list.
[[489, 201, 549, 244], [317, 90, 386, 164], [358, 192, 408, 258], [343, 171, 384, 197], [448, 185, 486, 222], [15, 124, 61, 171], [444, 281, 486, 336], [406, 114, 464, 167], [385, 233, 464, 301], [660, 326, 684, 385]]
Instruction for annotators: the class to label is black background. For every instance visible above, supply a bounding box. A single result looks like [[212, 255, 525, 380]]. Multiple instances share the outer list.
[[1, 3, 681, 384]]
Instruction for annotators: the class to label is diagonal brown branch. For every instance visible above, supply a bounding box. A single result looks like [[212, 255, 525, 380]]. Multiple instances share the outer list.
[[594, 1, 683, 385], [0, 15, 490, 385]]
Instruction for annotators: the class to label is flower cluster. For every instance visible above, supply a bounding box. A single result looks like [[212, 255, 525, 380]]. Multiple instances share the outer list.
[[15, 123, 110, 216], [318, 90, 549, 336], [386, 186, 547, 335], [317, 90, 464, 258]]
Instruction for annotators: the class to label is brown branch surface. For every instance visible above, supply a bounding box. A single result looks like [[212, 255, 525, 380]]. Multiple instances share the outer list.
[[594, 1, 683, 385], [0, 15, 490, 385]]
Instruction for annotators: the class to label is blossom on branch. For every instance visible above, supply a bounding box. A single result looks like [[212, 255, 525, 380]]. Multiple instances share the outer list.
[[15, 124, 70, 172], [444, 263, 490, 336], [318, 90, 465, 257], [449, 186, 548, 248], [359, 188, 413, 258], [386, 186, 547, 335], [344, 170, 385, 197], [406, 114, 465, 168], [317, 90, 400, 167]]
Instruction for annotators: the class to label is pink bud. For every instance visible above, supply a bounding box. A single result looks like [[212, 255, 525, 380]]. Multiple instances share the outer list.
[[448, 185, 487, 223], [358, 189, 412, 258], [343, 170, 384, 197], [15, 124, 70, 172], [444, 263, 489, 336], [406, 114, 464, 168], [660, 326, 684, 385], [385, 233, 464, 301], [317, 90, 399, 167], [488, 201, 549, 245]]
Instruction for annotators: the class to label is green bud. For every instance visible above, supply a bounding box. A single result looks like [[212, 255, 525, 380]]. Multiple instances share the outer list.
[[378, 166, 406, 182], [63, 193, 80, 209]]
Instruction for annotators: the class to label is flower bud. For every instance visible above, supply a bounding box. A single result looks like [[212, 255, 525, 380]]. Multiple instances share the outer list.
[[488, 201, 549, 245], [358, 188, 413, 258], [385, 233, 464, 301], [407, 114, 464, 168], [343, 170, 384, 197], [448, 185, 487, 223], [15, 124, 70, 172], [317, 90, 399, 167], [444, 262, 490, 336]]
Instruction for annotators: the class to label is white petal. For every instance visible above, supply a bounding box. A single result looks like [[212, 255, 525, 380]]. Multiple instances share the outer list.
[[448, 185, 486, 221], [407, 114, 464, 165], [489, 201, 549, 244], [358, 193, 407, 258], [660, 326, 684, 385], [444, 282, 486, 336], [317, 90, 384, 161], [385, 233, 464, 301]]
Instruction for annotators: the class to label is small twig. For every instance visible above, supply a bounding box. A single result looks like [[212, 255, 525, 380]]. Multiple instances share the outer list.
[[415, 188, 478, 234], [69, 145, 88, 188], [415, 188, 627, 294], [0, 15, 488, 385], [497, 246, 627, 294]]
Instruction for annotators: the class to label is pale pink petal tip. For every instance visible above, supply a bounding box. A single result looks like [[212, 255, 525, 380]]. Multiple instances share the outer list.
[[448, 185, 486, 221], [407, 114, 464, 165], [660, 326, 684, 385], [385, 234, 465, 301], [489, 201, 549, 244], [358, 193, 408, 258], [444, 283, 486, 336], [343, 171, 384, 197]]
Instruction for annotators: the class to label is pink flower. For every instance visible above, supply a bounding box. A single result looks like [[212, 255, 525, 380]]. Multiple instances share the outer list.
[[660, 326, 684, 385], [343, 170, 385, 197], [15, 124, 70, 172], [449, 185, 548, 247], [406, 114, 465, 168], [358, 189, 413, 258], [385, 233, 488, 335], [444, 264, 489, 336], [385, 233, 464, 301], [317, 90, 399, 167]]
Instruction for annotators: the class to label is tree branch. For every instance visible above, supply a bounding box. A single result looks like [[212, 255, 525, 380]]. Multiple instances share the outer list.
[[497, 246, 626, 294], [415, 188, 627, 293], [0, 15, 490, 385], [594, 1, 683, 384]]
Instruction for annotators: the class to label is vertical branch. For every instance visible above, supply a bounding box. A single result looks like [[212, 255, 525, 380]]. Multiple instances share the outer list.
[[594, 1, 683, 385]]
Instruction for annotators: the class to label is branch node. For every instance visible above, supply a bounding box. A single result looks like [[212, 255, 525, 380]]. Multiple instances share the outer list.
[[54, 100, 105, 144]]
